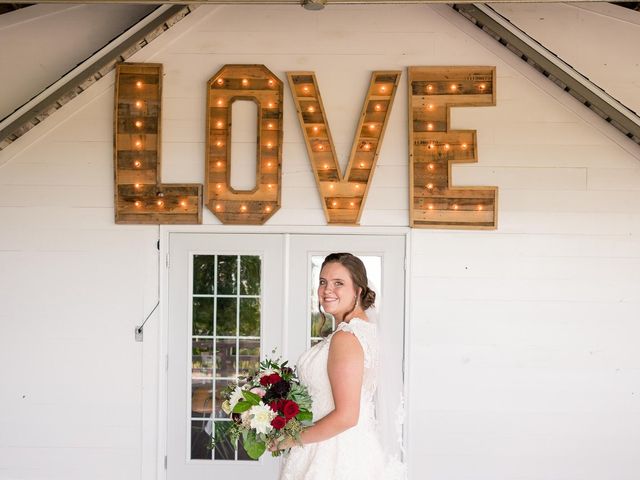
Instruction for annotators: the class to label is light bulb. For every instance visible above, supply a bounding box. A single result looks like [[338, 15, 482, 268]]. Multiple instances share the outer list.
[[332, 201, 337, 207], [135, 201, 142, 207], [427, 143, 435, 150], [242, 79, 248, 86], [216, 183, 222, 189], [268, 79, 275, 87], [427, 183, 434, 190], [303, 86, 309, 93], [216, 141, 223, 147], [368, 124, 375, 131], [135, 101, 142, 109], [380, 86, 387, 93], [265, 206, 272, 212], [350, 201, 355, 207], [428, 204, 434, 210], [308, 106, 315, 113], [477, 205, 483, 211], [329, 183, 334, 189], [461, 143, 468, 150], [374, 104, 382, 111], [216, 161, 222, 167], [157, 200, 164, 207], [362, 143, 371, 151], [135, 140, 142, 148], [312, 126, 319, 133], [427, 104, 434, 111], [268, 184, 273, 189], [267, 102, 274, 108], [427, 84, 433, 92], [241, 205, 247, 212], [450, 84, 457, 92], [359, 162, 365, 168], [134, 160, 141, 168], [479, 83, 486, 91], [428, 163, 435, 171], [217, 99, 223, 106], [427, 123, 434, 131], [136, 81, 142, 88], [135, 120, 142, 128], [323, 164, 329, 169], [317, 144, 324, 150], [355, 184, 360, 189], [180, 200, 187, 207], [453, 204, 459, 210], [135, 183, 141, 189], [217, 78, 224, 85], [267, 162, 272, 167], [216, 121, 223, 128], [266, 142, 273, 149], [267, 123, 273, 129], [444, 143, 450, 150], [215, 204, 222, 211]]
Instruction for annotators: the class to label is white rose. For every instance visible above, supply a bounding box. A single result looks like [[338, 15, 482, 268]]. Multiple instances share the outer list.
[[248, 402, 276, 435], [229, 386, 244, 410]]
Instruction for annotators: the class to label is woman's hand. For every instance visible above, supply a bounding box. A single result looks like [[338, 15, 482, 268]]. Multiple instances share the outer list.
[[267, 436, 296, 452]]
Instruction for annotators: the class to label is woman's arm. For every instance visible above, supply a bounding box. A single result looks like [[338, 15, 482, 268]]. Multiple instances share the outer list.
[[271, 330, 364, 449]]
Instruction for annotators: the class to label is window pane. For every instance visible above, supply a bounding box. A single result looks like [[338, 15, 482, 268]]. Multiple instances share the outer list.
[[213, 421, 235, 460], [193, 297, 213, 336], [193, 255, 216, 295], [216, 339, 237, 378], [191, 420, 212, 460], [239, 298, 260, 337], [216, 297, 237, 336], [240, 255, 261, 295], [192, 380, 213, 419], [238, 339, 260, 377], [214, 379, 233, 418], [217, 255, 237, 294], [192, 339, 214, 379]]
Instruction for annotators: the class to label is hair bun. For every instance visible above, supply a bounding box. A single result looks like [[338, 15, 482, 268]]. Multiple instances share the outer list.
[[361, 286, 376, 309]]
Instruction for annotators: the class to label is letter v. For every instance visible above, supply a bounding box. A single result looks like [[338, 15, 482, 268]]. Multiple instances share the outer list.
[[287, 71, 401, 224]]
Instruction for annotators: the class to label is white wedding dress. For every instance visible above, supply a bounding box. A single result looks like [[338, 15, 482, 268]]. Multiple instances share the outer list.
[[280, 318, 406, 480]]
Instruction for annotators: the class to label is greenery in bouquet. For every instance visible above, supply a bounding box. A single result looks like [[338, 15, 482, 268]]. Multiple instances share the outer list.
[[209, 357, 313, 459]]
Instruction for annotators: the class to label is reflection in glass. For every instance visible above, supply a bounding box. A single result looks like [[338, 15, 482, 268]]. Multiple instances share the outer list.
[[215, 379, 232, 418], [192, 339, 214, 378], [239, 298, 260, 337], [216, 339, 237, 378], [216, 297, 237, 336], [193, 297, 213, 336], [240, 256, 261, 295], [217, 255, 238, 295], [191, 380, 213, 418], [213, 421, 235, 460], [191, 420, 212, 459], [238, 339, 260, 376], [193, 255, 216, 295]]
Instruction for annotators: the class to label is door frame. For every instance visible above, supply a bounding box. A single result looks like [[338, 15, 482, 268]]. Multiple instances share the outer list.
[[145, 225, 412, 480]]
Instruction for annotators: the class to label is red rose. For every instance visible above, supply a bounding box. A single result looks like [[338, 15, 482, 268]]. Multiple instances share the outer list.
[[269, 400, 283, 412], [268, 373, 282, 384], [259, 375, 270, 387], [282, 400, 300, 420], [271, 416, 286, 430]]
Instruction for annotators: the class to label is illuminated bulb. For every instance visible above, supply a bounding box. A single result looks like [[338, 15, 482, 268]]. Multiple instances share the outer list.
[[368, 124, 375, 131], [329, 183, 334, 190], [323, 164, 329, 169], [135, 120, 143, 128], [268, 79, 275, 87], [477, 205, 483, 211], [135, 101, 142, 109], [312, 126, 319, 133], [355, 184, 360, 189], [308, 106, 315, 113], [374, 104, 382, 111], [427, 84, 433, 92], [479, 83, 486, 91], [136, 81, 142, 88], [359, 162, 366, 168], [428, 163, 435, 171], [450, 84, 457, 92], [134, 160, 141, 168], [461, 143, 468, 150], [266, 142, 273, 149], [267, 161, 273, 167], [267, 102, 274, 108], [444, 144, 450, 150], [217, 78, 224, 85], [135, 201, 142, 207], [350, 201, 355, 207], [303, 86, 309, 93], [267, 123, 273, 129], [135, 140, 142, 148], [453, 204, 459, 210], [332, 201, 338, 207], [427, 143, 435, 150], [157, 200, 164, 207], [265, 206, 272, 212], [180, 200, 187, 207], [216, 141, 223, 147], [134, 183, 141, 189], [427, 183, 434, 190], [216, 161, 222, 167], [380, 86, 387, 93], [240, 205, 247, 212], [427, 123, 434, 131], [362, 143, 371, 151], [268, 184, 273, 189], [242, 78, 249, 86], [216, 121, 223, 128], [216, 183, 222, 189], [428, 204, 434, 210], [427, 104, 434, 111], [217, 99, 223, 106], [215, 204, 222, 211]]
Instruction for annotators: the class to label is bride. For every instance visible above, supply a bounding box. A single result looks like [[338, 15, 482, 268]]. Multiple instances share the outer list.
[[269, 252, 405, 480]]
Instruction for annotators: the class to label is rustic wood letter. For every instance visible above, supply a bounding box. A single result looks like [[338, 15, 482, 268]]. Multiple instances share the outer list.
[[114, 63, 202, 224], [408, 66, 498, 229], [288, 71, 401, 225], [206, 65, 283, 224]]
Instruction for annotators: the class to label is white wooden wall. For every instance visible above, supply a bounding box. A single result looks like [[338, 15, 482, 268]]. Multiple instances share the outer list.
[[1, 4, 639, 480]]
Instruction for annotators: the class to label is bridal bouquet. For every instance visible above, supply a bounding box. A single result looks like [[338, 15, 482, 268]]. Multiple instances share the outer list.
[[211, 356, 313, 459]]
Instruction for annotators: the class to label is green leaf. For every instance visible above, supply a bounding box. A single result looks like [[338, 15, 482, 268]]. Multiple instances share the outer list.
[[242, 429, 266, 459], [232, 401, 252, 413], [242, 390, 261, 405], [296, 411, 313, 422]]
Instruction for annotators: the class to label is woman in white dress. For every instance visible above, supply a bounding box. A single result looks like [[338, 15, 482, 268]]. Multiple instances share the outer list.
[[270, 253, 405, 480]]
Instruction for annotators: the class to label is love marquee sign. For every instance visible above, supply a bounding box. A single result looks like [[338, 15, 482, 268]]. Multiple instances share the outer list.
[[113, 63, 498, 229]]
